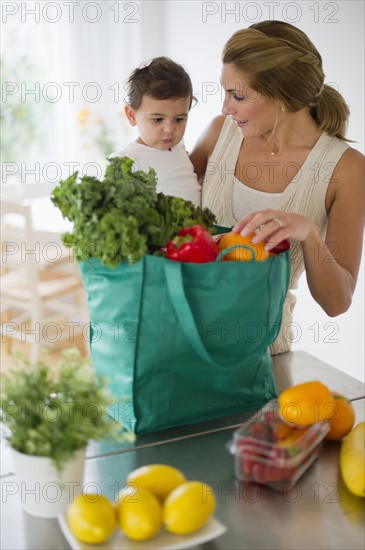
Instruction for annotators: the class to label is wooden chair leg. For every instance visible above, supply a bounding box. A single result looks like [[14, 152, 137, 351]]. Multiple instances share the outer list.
[[1, 308, 13, 355]]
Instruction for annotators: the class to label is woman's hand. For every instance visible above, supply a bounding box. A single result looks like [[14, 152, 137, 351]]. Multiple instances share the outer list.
[[232, 209, 318, 251]]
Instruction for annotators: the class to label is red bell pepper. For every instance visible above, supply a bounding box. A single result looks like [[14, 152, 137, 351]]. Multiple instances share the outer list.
[[270, 239, 290, 255], [166, 225, 219, 263]]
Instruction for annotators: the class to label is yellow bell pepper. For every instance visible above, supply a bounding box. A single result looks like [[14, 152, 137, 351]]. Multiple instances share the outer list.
[[279, 381, 334, 426]]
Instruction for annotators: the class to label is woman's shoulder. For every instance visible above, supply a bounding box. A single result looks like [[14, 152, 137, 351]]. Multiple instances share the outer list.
[[206, 114, 236, 143], [335, 143, 365, 178], [316, 135, 364, 175], [340, 144, 365, 163], [195, 114, 227, 150], [189, 115, 230, 180], [209, 114, 228, 133], [327, 143, 365, 206]]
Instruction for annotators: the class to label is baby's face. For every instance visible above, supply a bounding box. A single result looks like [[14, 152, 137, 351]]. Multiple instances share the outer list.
[[125, 95, 190, 150]]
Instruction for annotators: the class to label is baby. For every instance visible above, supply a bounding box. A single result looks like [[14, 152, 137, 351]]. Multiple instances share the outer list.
[[110, 57, 201, 206]]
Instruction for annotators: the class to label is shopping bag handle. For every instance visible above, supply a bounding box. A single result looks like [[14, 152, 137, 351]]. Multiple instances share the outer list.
[[215, 244, 257, 262], [164, 245, 264, 367], [164, 261, 221, 366], [165, 259, 259, 368]]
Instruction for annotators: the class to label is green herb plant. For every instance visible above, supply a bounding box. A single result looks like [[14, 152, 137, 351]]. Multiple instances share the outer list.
[[0, 348, 132, 472], [51, 156, 216, 268]]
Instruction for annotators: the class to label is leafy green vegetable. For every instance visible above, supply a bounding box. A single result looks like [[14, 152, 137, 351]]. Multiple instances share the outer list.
[[51, 156, 216, 267], [149, 193, 217, 247]]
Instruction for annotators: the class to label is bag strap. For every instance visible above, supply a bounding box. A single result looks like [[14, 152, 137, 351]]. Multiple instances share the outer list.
[[164, 246, 263, 368], [215, 244, 257, 262], [164, 261, 220, 366]]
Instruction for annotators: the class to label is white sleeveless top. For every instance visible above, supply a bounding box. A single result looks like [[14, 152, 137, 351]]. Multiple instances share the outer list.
[[232, 177, 280, 220], [203, 116, 350, 355]]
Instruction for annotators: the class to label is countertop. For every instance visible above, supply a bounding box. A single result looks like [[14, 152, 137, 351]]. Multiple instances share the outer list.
[[1, 350, 364, 549]]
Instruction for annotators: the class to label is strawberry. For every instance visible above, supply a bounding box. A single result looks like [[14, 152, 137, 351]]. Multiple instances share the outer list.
[[246, 421, 273, 442], [264, 465, 285, 482], [242, 455, 254, 477], [252, 462, 267, 483]]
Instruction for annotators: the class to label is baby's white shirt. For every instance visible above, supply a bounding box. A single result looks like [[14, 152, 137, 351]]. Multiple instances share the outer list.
[[110, 141, 201, 207]]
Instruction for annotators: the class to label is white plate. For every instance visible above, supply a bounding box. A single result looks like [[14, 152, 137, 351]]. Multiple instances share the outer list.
[[58, 514, 226, 550]]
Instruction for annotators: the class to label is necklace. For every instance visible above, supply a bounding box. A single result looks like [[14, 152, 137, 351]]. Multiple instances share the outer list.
[[263, 105, 284, 156], [263, 136, 278, 156]]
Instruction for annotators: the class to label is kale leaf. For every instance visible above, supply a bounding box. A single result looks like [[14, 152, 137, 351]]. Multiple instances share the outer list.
[[51, 156, 216, 267], [149, 193, 217, 246]]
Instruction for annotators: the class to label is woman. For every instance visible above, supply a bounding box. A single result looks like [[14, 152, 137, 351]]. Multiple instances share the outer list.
[[190, 20, 364, 354]]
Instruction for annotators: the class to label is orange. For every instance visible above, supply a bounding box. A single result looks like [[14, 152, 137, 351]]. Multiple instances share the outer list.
[[218, 231, 269, 262], [325, 392, 355, 441], [278, 380, 333, 426]]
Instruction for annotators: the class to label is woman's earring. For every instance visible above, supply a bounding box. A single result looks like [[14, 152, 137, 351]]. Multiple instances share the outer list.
[[281, 105, 285, 112]]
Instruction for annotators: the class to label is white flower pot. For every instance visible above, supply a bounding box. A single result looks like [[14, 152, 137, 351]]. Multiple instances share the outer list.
[[11, 447, 86, 518]]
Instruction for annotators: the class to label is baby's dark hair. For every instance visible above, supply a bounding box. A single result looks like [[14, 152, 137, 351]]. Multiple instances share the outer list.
[[126, 56, 195, 110]]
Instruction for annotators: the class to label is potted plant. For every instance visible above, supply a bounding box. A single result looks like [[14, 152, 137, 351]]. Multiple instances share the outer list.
[[0, 347, 130, 518]]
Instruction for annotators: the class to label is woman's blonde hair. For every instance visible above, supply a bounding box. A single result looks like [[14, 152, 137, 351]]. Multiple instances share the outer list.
[[222, 21, 350, 140]]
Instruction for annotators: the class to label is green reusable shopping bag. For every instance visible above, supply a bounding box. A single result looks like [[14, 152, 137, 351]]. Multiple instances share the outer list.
[[78, 250, 290, 434]]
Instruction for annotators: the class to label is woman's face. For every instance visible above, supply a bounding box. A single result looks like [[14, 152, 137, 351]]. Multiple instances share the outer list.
[[220, 64, 280, 138]]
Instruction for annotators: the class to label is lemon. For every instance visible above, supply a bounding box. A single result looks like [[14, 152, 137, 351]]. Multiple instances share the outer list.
[[340, 421, 365, 498], [117, 485, 162, 541], [338, 473, 365, 526], [126, 464, 186, 502], [163, 481, 216, 535], [67, 494, 116, 544]]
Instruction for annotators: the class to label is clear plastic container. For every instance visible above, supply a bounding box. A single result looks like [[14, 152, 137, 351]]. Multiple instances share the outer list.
[[232, 401, 330, 489]]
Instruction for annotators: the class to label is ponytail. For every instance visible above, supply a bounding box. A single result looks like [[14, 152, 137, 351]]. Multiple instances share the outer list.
[[310, 84, 350, 141]]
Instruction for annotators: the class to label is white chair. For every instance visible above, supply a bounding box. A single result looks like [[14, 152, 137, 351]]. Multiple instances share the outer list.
[[1, 189, 88, 363]]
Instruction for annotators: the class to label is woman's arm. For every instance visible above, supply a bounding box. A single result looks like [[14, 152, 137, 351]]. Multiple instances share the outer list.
[[233, 147, 365, 317], [189, 115, 226, 182]]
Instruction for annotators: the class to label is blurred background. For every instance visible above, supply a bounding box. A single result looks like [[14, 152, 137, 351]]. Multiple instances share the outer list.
[[1, 1, 364, 380]]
